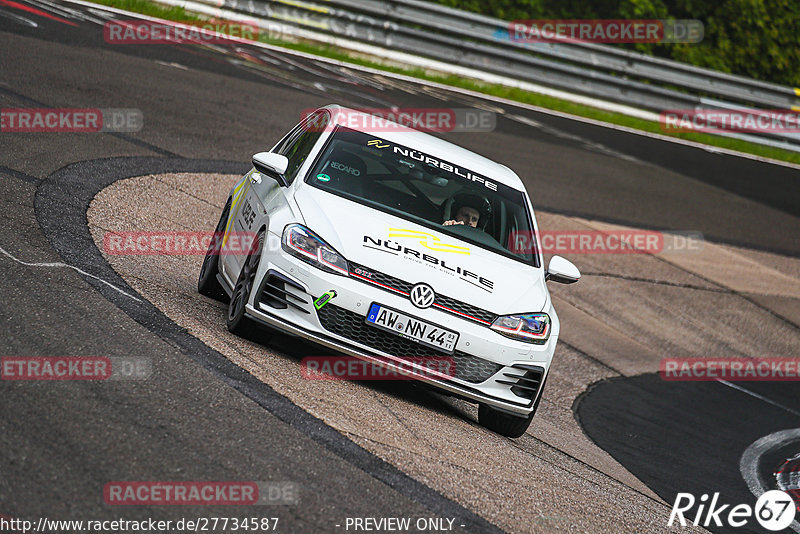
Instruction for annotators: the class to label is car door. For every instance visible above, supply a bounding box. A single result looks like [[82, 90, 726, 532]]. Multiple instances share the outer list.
[[218, 169, 267, 283]]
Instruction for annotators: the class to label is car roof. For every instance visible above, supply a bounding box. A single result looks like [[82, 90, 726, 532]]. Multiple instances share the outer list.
[[318, 104, 526, 191]]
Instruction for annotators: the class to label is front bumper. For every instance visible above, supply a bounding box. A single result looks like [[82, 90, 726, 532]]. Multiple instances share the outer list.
[[231, 244, 556, 416]]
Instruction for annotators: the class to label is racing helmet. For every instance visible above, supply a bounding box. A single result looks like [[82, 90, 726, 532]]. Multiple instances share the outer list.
[[451, 192, 492, 228]]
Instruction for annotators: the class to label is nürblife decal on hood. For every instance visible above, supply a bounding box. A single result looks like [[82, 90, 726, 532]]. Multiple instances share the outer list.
[[387, 228, 470, 255], [362, 235, 494, 292]]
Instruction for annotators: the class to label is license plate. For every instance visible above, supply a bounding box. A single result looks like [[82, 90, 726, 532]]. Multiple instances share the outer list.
[[365, 303, 459, 354]]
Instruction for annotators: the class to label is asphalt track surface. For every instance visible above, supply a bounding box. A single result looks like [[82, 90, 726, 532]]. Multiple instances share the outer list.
[[1, 2, 799, 533]]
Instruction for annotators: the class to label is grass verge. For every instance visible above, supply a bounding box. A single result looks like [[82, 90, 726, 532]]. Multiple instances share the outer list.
[[90, 0, 800, 165]]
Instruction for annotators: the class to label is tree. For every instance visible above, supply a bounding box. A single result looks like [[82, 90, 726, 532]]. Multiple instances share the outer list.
[[430, 0, 800, 86]]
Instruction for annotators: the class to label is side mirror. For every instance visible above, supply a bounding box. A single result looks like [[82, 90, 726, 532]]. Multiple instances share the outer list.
[[546, 255, 580, 284], [252, 152, 289, 185]]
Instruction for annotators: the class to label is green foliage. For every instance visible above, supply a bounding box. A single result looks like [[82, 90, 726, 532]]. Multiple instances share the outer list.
[[668, 0, 800, 85], [90, 0, 200, 21], [431, 0, 800, 85]]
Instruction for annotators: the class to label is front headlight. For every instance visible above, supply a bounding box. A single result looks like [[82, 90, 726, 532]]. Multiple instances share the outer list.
[[490, 313, 550, 344], [281, 224, 349, 276]]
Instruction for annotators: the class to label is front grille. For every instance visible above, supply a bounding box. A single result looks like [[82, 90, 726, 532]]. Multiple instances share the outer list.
[[316, 303, 502, 383], [348, 261, 497, 326], [433, 294, 496, 325], [354, 265, 414, 294]]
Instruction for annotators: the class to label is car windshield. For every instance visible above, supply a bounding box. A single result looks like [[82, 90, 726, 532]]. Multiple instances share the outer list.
[[305, 127, 539, 266]]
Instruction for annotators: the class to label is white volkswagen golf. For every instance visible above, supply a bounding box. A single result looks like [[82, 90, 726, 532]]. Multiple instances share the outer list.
[[198, 105, 580, 437]]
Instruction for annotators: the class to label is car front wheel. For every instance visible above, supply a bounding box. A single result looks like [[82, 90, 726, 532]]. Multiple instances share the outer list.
[[478, 405, 534, 438], [227, 229, 264, 335], [478, 377, 547, 438]]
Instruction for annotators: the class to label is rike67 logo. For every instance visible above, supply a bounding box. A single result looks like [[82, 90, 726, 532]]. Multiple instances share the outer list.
[[668, 490, 796, 531]]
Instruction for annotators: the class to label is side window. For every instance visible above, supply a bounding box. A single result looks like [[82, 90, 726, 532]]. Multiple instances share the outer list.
[[278, 111, 327, 184], [273, 125, 301, 154]]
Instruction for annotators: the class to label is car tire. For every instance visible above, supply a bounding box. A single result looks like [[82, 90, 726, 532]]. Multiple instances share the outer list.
[[478, 405, 534, 438], [478, 376, 547, 438], [226, 229, 264, 336], [197, 200, 231, 301]]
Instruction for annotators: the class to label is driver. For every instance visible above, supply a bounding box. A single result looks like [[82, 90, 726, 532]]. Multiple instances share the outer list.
[[443, 193, 491, 229]]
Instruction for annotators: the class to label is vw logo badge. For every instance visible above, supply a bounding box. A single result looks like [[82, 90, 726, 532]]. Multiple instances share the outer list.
[[410, 283, 435, 309]]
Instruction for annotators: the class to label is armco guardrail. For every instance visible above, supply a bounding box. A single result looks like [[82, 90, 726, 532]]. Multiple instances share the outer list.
[[175, 0, 800, 150]]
